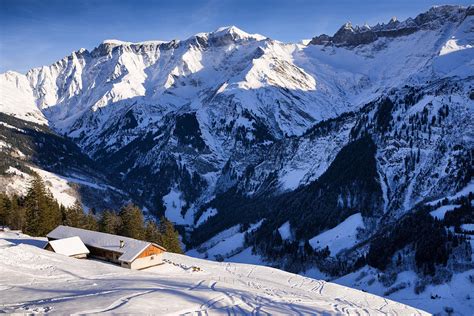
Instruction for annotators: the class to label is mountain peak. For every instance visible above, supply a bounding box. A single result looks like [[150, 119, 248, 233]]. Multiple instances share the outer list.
[[343, 22, 353, 30], [215, 25, 241, 33], [208, 25, 266, 41]]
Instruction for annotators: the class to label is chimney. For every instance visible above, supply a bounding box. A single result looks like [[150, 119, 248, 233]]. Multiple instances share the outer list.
[[120, 240, 124, 248]]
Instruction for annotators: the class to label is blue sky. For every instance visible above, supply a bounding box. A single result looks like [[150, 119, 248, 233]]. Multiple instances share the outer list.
[[0, 0, 471, 73]]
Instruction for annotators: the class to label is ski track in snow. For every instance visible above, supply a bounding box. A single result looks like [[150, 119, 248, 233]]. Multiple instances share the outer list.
[[71, 290, 155, 315], [0, 231, 428, 315]]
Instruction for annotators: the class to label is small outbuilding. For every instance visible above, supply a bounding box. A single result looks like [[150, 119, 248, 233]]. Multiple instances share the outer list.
[[47, 225, 166, 270], [44, 236, 90, 259]]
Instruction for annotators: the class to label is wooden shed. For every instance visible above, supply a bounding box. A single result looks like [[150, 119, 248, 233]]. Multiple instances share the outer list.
[[47, 225, 166, 269]]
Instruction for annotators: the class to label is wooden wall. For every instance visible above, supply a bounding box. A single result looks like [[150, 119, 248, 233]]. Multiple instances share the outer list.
[[137, 244, 165, 259], [88, 245, 121, 263]]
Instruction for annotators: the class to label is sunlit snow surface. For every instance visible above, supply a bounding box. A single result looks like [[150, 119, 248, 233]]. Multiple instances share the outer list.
[[0, 230, 427, 315], [0, 72, 48, 125], [3, 166, 124, 209]]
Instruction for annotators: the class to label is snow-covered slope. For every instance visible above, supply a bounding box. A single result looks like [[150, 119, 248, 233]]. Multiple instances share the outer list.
[[309, 213, 365, 256], [0, 113, 129, 210], [0, 72, 47, 125], [3, 166, 77, 207], [0, 230, 427, 315], [335, 266, 474, 316]]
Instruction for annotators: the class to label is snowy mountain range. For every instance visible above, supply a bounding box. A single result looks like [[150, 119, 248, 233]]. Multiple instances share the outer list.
[[1, 5, 473, 314]]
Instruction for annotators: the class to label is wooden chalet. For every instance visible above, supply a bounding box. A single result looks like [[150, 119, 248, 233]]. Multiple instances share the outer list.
[[47, 225, 166, 269]]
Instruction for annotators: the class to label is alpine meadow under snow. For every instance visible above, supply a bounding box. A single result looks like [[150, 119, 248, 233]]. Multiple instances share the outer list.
[[0, 230, 427, 315], [1, 4, 474, 315]]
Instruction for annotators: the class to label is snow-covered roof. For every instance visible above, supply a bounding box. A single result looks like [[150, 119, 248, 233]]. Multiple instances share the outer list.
[[47, 236, 90, 257], [47, 226, 165, 263]]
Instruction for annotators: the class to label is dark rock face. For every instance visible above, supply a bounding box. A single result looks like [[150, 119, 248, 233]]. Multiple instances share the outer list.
[[467, 5, 474, 16], [310, 24, 418, 47], [331, 23, 378, 46], [309, 5, 469, 47], [309, 34, 331, 45]]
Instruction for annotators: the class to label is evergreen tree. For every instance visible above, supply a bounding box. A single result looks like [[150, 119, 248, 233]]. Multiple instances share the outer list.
[[0, 193, 8, 227], [1, 179, 100, 235], [24, 177, 42, 235], [158, 216, 183, 253], [59, 204, 67, 223], [62, 201, 85, 228], [118, 203, 144, 239], [7, 195, 25, 231], [303, 240, 314, 257], [83, 210, 99, 231], [145, 221, 162, 244], [99, 210, 122, 234], [24, 176, 61, 236]]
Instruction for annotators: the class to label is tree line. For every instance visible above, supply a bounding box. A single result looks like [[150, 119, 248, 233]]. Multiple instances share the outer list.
[[0, 175, 182, 253], [366, 207, 470, 276]]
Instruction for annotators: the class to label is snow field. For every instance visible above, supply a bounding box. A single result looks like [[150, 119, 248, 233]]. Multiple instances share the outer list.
[[0, 230, 428, 315], [189, 221, 263, 261], [335, 266, 474, 316], [278, 221, 292, 240], [309, 213, 364, 255], [163, 188, 194, 225], [430, 204, 459, 220]]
